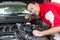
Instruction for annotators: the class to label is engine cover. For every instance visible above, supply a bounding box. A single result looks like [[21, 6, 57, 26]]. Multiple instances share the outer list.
[[0, 13, 26, 23]]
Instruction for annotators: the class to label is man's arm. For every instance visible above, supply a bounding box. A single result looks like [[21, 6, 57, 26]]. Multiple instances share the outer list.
[[33, 26, 60, 36]]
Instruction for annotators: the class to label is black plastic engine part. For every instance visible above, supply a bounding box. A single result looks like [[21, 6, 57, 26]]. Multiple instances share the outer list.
[[18, 28, 49, 40]]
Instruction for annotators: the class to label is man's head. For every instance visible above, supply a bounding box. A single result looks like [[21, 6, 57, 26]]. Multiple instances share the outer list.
[[26, 2, 40, 16]]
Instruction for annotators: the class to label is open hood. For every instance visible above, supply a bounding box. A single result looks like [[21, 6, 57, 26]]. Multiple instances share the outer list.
[[0, 0, 43, 3], [0, 0, 51, 3]]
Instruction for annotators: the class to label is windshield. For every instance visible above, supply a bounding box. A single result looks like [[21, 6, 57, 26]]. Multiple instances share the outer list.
[[0, 2, 30, 14], [0, 6, 27, 14]]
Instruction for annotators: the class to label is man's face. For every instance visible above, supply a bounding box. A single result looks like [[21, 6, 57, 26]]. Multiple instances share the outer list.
[[27, 3, 40, 16]]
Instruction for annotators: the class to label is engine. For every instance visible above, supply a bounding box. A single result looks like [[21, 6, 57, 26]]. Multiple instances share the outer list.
[[0, 13, 54, 40], [16, 19, 49, 40]]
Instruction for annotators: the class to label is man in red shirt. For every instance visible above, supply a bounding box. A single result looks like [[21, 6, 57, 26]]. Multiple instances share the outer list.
[[25, 2, 60, 40]]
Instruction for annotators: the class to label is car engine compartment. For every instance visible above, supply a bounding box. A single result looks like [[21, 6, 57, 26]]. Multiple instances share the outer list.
[[0, 13, 54, 40]]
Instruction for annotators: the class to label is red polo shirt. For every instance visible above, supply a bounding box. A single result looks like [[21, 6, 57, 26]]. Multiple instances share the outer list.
[[39, 2, 60, 27]]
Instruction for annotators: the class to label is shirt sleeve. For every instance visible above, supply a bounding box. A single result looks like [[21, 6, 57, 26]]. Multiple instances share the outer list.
[[54, 14, 60, 27], [45, 10, 60, 27], [51, 8, 60, 27], [45, 11, 54, 27]]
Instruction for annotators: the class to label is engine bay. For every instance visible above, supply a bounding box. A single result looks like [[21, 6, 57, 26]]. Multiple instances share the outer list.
[[0, 13, 54, 40]]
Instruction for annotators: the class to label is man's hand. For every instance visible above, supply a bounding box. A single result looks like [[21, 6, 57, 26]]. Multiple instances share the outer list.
[[25, 14, 39, 20], [25, 15, 30, 19], [32, 30, 43, 37], [33, 27, 60, 37], [25, 15, 31, 21]]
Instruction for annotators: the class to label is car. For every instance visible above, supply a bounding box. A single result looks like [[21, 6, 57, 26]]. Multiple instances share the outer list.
[[0, 1, 53, 40]]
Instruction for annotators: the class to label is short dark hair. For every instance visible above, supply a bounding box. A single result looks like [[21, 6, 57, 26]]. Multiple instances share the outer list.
[[26, 2, 36, 10]]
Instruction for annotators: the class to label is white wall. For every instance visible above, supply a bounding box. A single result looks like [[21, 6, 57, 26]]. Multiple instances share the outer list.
[[51, 0, 60, 3]]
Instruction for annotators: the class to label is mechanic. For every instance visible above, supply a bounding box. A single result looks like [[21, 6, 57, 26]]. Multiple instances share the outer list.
[[25, 2, 60, 40]]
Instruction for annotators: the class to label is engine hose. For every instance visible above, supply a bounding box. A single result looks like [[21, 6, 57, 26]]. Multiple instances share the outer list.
[[18, 29, 49, 40]]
